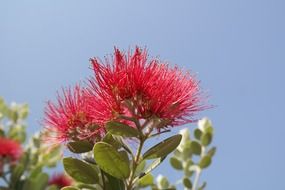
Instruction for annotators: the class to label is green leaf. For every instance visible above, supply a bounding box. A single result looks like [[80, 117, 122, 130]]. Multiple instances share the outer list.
[[42, 145, 62, 167], [138, 173, 154, 187], [135, 160, 146, 176], [143, 134, 182, 160], [106, 121, 139, 137], [76, 184, 99, 190], [170, 157, 183, 170], [205, 126, 214, 134], [201, 132, 212, 146], [93, 142, 130, 179], [157, 175, 169, 189], [173, 149, 183, 158], [194, 128, 202, 140], [183, 178, 192, 189], [104, 134, 133, 156], [8, 124, 26, 143], [67, 140, 93, 153], [29, 165, 43, 178], [0, 128, 5, 137], [207, 147, 217, 157], [46, 185, 59, 190], [63, 157, 99, 184], [22, 173, 49, 190], [61, 187, 80, 190], [198, 182, 207, 190], [10, 164, 24, 187], [103, 171, 125, 190], [103, 133, 122, 149], [199, 155, 212, 169], [190, 141, 201, 155], [182, 141, 192, 159], [138, 157, 166, 179], [33, 173, 49, 190], [119, 150, 129, 163], [184, 160, 194, 177], [19, 104, 29, 119]]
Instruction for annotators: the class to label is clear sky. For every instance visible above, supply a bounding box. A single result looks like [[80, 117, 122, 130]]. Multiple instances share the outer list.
[[1, 0, 285, 189]]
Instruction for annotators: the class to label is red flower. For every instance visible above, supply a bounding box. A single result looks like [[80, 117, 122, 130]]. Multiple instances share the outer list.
[[44, 85, 105, 143], [0, 138, 22, 161], [48, 173, 73, 188], [89, 47, 208, 129]]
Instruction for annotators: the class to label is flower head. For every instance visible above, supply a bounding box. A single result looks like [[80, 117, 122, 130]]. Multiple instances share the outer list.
[[44, 85, 105, 143], [48, 173, 73, 188], [0, 138, 22, 161], [44, 47, 208, 143], [89, 47, 207, 129]]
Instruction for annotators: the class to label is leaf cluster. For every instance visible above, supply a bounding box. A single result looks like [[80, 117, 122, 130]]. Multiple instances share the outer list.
[[0, 97, 62, 190]]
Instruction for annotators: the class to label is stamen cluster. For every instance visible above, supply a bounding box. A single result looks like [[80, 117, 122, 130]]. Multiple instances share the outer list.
[[44, 47, 207, 143]]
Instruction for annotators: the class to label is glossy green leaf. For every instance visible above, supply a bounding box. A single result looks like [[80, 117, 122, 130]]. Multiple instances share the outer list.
[[183, 178, 192, 189], [106, 121, 139, 137], [67, 140, 93, 153], [63, 157, 99, 184], [190, 141, 201, 155], [199, 155, 212, 169], [170, 157, 183, 170], [93, 142, 130, 179], [143, 134, 182, 159]]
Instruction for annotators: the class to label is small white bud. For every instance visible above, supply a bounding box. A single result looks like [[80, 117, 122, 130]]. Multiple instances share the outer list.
[[198, 117, 212, 132]]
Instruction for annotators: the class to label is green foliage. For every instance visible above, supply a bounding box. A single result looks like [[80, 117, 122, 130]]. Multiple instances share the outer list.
[[93, 142, 130, 179], [106, 121, 140, 138], [55, 99, 215, 190], [138, 173, 154, 187], [170, 157, 183, 170], [143, 134, 182, 160], [152, 118, 216, 190], [67, 140, 94, 153], [0, 98, 63, 190], [63, 157, 99, 184]]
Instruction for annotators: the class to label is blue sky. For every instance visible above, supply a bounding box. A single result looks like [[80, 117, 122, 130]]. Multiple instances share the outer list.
[[1, 0, 285, 189]]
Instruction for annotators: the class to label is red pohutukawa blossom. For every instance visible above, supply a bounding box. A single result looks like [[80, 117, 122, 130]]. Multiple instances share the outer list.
[[89, 47, 207, 129], [48, 173, 73, 188], [0, 137, 22, 161], [44, 47, 207, 143], [44, 85, 105, 143]]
